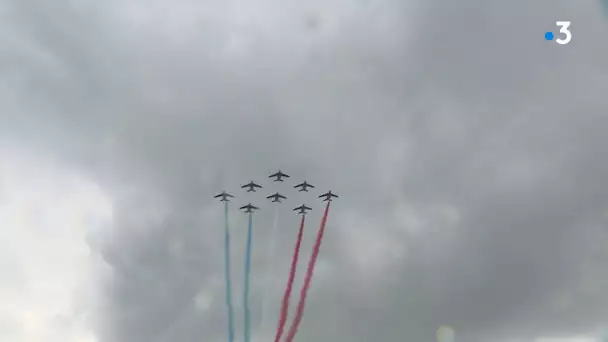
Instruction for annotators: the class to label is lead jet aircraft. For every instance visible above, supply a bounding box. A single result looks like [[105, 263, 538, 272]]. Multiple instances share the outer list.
[[266, 192, 287, 203], [269, 170, 290, 182], [319, 190, 339, 202], [241, 181, 262, 192], [240, 203, 259, 213], [213, 191, 234, 202], [293, 204, 312, 215], [294, 181, 315, 192]]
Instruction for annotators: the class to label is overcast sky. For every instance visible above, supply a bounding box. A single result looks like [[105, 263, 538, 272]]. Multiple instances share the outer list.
[[1, 0, 608, 341]]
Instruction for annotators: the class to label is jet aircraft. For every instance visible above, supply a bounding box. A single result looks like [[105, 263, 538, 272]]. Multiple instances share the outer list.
[[269, 170, 290, 182], [240, 203, 259, 213], [293, 204, 312, 215], [213, 191, 234, 202], [266, 192, 287, 203], [241, 181, 262, 192], [319, 190, 339, 202], [294, 181, 315, 192]]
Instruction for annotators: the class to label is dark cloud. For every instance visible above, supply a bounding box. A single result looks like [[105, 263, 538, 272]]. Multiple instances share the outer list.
[[1, 0, 608, 341]]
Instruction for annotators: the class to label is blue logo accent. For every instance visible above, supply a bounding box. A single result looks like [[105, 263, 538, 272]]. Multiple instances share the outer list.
[[545, 31, 554, 40]]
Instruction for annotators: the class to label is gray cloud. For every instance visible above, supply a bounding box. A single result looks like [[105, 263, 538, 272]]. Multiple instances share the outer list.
[[2, 0, 608, 341]]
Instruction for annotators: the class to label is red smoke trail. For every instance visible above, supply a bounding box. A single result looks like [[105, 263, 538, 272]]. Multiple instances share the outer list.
[[274, 215, 306, 342], [284, 202, 331, 342]]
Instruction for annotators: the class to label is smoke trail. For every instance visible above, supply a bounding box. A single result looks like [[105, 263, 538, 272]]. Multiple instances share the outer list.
[[223, 201, 235, 342], [284, 202, 331, 342], [259, 206, 280, 333], [274, 214, 306, 342], [243, 212, 254, 342]]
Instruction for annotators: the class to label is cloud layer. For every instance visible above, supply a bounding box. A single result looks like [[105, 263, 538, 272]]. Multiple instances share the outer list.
[[1, 0, 608, 341]]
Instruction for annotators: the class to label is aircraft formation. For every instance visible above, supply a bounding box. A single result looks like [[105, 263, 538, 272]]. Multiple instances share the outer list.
[[214, 169, 339, 215], [214, 169, 338, 342]]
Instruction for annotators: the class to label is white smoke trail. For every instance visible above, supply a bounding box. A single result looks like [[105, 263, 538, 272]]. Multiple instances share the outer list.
[[258, 205, 280, 336]]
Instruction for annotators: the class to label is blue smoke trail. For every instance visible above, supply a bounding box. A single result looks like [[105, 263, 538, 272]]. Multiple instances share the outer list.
[[243, 212, 254, 342], [223, 201, 235, 342]]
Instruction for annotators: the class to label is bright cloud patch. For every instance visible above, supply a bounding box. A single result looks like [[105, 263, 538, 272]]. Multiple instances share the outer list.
[[535, 336, 598, 342], [0, 148, 111, 342]]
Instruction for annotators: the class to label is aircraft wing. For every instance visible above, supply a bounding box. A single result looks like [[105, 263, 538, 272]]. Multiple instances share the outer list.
[[251, 205, 259, 210], [304, 205, 312, 210], [214, 193, 222, 198], [253, 183, 262, 188], [294, 182, 304, 188], [269, 172, 279, 178], [279, 194, 286, 198]]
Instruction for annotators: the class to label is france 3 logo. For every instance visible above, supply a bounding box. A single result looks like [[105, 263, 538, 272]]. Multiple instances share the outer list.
[[545, 21, 572, 45]]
